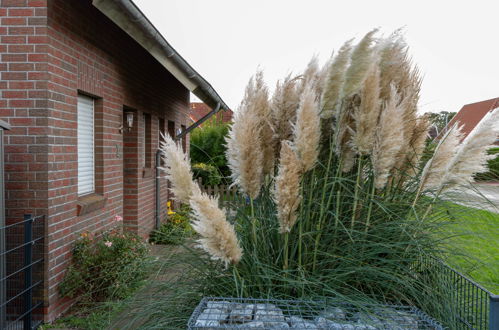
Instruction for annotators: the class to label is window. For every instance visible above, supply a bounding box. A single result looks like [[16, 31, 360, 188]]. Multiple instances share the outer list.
[[143, 113, 151, 168], [77, 95, 94, 195]]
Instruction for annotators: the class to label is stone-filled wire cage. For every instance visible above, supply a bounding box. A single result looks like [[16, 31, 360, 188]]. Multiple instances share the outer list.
[[187, 297, 444, 329]]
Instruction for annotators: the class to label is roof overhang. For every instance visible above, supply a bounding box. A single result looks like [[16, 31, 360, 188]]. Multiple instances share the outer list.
[[92, 0, 229, 111]]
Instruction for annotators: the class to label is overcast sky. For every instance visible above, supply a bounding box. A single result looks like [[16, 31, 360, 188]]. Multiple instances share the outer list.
[[134, 0, 498, 114]]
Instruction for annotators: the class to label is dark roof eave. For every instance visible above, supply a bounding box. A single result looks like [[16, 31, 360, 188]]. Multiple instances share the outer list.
[[92, 0, 230, 112]]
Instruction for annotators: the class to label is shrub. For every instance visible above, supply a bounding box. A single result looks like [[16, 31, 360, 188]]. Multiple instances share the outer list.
[[60, 230, 149, 301], [190, 119, 230, 182], [159, 30, 499, 327], [150, 205, 193, 245], [192, 162, 222, 186]]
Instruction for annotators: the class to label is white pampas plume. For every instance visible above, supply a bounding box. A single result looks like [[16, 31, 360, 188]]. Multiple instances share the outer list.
[[419, 124, 463, 191], [274, 141, 302, 233], [293, 83, 321, 172], [190, 188, 243, 266], [226, 75, 265, 199], [320, 40, 353, 119], [159, 133, 196, 203], [372, 86, 405, 189], [352, 63, 381, 154], [343, 29, 378, 97], [438, 108, 499, 191]]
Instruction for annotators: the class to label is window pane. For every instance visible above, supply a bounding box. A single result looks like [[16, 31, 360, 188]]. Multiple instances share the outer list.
[[77, 95, 94, 195]]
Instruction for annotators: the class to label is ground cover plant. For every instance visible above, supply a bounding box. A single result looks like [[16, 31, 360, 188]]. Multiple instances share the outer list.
[[159, 29, 499, 327]]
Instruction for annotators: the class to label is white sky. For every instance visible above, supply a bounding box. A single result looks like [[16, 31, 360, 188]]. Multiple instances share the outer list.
[[133, 0, 498, 114]]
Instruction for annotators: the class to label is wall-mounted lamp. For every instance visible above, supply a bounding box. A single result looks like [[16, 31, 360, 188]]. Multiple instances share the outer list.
[[124, 111, 134, 132], [119, 111, 135, 134]]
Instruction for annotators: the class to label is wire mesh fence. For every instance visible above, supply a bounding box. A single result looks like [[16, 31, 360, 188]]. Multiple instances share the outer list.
[[188, 297, 444, 329], [416, 256, 498, 330], [0, 214, 45, 330]]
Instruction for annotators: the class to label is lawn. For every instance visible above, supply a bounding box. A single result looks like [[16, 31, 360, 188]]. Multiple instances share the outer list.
[[439, 202, 499, 294]]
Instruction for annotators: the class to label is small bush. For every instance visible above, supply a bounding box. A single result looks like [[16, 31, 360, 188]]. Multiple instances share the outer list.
[[192, 162, 222, 186], [60, 230, 149, 301], [150, 205, 193, 245]]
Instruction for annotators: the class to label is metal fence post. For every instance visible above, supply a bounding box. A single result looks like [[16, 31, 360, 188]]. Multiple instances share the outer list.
[[23, 214, 33, 330], [490, 295, 499, 330]]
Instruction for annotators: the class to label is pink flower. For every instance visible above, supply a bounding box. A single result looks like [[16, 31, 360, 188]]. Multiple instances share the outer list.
[[104, 241, 113, 248], [114, 215, 123, 222]]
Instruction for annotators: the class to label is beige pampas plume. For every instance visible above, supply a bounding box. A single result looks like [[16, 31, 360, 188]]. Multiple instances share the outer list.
[[320, 40, 353, 119], [271, 74, 300, 155], [378, 30, 418, 102], [419, 124, 463, 191], [226, 76, 264, 199], [438, 108, 499, 191], [405, 115, 430, 176], [253, 71, 275, 176], [159, 133, 196, 203], [372, 86, 405, 189], [343, 29, 378, 97], [274, 141, 302, 233], [352, 63, 381, 154], [190, 188, 243, 266], [293, 83, 321, 172], [297, 56, 324, 100]]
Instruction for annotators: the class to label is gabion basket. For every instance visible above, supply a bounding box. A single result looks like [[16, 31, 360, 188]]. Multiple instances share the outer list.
[[187, 297, 444, 329]]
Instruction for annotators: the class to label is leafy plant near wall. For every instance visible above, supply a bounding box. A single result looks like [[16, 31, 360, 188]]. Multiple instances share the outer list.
[[190, 119, 231, 183], [60, 218, 149, 302], [159, 29, 499, 324]]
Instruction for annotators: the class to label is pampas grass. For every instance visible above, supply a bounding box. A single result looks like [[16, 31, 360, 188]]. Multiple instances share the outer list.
[[271, 74, 300, 156], [159, 133, 196, 203], [190, 188, 243, 266], [274, 141, 302, 233], [352, 63, 381, 154], [419, 124, 463, 192], [343, 29, 378, 97], [253, 71, 275, 176], [320, 40, 353, 119], [293, 83, 321, 172], [226, 76, 265, 199], [372, 86, 404, 189], [157, 30, 498, 329]]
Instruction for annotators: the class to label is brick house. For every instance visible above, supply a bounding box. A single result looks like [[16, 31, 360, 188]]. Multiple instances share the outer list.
[[0, 0, 228, 321], [190, 102, 233, 125]]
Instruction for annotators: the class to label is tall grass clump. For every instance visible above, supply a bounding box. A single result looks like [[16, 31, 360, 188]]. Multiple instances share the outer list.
[[159, 30, 499, 325]]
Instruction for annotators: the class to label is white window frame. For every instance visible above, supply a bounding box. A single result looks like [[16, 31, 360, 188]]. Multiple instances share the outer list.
[[77, 95, 95, 196]]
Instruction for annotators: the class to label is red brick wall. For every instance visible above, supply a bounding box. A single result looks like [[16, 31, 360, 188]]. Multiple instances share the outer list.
[[1, 0, 190, 321]]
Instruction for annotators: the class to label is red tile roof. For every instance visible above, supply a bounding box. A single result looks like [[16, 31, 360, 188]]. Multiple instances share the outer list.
[[189, 102, 233, 124], [445, 97, 499, 143]]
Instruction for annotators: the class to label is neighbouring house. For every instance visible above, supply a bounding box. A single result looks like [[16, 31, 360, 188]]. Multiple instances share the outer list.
[[0, 0, 228, 321], [443, 97, 499, 144], [190, 102, 233, 125]]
